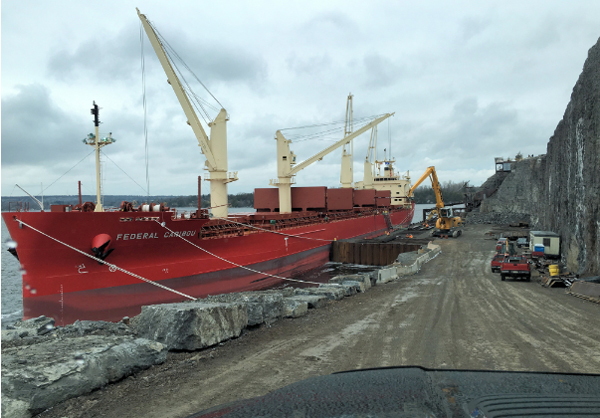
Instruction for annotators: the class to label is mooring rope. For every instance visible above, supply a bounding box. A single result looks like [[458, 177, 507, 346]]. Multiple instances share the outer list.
[[14, 219, 197, 301], [154, 220, 335, 286]]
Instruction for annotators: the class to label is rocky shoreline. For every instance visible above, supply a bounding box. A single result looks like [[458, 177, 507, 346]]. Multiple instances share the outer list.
[[1, 244, 441, 418]]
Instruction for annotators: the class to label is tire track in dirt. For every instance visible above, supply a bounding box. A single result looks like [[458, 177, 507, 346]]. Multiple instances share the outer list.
[[38, 224, 600, 418]]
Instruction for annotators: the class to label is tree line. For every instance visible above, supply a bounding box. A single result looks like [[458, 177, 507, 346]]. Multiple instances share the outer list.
[[0, 193, 255, 211], [410, 180, 466, 205]]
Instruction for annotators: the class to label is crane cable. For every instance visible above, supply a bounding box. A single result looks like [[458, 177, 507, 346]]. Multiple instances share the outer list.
[[139, 22, 150, 198]]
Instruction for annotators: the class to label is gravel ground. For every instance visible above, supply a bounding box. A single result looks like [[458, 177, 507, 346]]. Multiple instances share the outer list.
[[36, 223, 600, 418]]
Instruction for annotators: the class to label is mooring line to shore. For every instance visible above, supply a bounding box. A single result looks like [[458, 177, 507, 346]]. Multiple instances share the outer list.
[[154, 220, 338, 286], [14, 219, 198, 301]]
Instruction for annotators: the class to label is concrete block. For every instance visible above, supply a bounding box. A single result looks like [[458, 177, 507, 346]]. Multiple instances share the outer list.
[[294, 286, 345, 301], [341, 280, 366, 293], [282, 298, 309, 318], [286, 294, 329, 309], [330, 274, 372, 291], [208, 291, 283, 326], [1, 329, 23, 343], [377, 267, 398, 284], [132, 301, 248, 351], [318, 283, 354, 298], [396, 265, 417, 276], [331, 282, 359, 296], [241, 292, 283, 326], [427, 242, 441, 251]]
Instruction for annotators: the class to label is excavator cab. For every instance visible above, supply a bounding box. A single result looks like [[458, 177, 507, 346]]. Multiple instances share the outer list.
[[439, 207, 453, 218]]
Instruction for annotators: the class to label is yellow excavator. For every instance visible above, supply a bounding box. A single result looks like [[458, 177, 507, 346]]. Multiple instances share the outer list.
[[407, 166, 463, 238]]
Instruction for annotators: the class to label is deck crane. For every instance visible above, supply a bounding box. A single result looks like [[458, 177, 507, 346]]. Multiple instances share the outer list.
[[407, 166, 463, 237], [137, 9, 237, 218], [340, 93, 354, 188], [271, 112, 394, 214]]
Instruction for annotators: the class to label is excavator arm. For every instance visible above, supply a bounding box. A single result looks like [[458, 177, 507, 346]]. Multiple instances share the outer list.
[[407, 166, 445, 209], [408, 166, 463, 236]]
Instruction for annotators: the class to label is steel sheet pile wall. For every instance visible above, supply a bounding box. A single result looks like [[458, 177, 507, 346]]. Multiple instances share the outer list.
[[331, 242, 421, 266]]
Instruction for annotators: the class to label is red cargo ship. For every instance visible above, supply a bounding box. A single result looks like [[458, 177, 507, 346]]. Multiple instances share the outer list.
[[2, 9, 415, 325], [3, 196, 414, 325]]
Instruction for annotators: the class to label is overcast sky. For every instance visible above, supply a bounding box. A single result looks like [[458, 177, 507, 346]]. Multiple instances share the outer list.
[[2, 1, 599, 200]]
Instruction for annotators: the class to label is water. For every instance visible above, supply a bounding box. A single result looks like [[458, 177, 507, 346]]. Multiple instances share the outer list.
[[0, 204, 433, 328], [2, 217, 24, 328]]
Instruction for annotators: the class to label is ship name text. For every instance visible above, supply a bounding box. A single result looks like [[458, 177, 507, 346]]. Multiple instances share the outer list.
[[116, 230, 196, 241]]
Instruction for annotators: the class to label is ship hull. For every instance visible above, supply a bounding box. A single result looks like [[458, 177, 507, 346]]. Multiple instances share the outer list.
[[3, 205, 414, 325]]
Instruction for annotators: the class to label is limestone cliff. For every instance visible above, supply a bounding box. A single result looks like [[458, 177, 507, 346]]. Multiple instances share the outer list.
[[481, 37, 600, 276]]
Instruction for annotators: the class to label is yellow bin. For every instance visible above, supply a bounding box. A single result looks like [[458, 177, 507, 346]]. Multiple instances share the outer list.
[[549, 264, 559, 277]]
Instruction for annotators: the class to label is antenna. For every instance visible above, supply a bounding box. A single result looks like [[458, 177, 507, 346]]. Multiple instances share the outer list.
[[83, 102, 115, 212]]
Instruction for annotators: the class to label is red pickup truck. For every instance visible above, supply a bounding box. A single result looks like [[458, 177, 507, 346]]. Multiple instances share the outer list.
[[491, 254, 505, 273], [500, 255, 531, 281]]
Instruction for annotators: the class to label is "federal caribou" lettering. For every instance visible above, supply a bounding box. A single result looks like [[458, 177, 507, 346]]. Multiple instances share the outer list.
[[116, 230, 196, 241]]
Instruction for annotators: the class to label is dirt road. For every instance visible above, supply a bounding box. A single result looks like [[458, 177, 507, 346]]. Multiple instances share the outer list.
[[39, 224, 600, 418]]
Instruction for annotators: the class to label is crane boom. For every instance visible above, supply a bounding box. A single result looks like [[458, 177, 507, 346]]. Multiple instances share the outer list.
[[272, 112, 394, 214], [137, 8, 216, 168], [287, 113, 394, 176], [137, 8, 237, 218]]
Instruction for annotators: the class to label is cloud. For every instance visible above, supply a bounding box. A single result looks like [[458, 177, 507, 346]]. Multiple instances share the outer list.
[[299, 11, 361, 42], [361, 53, 404, 89], [286, 53, 333, 76], [1, 84, 88, 167], [46, 23, 268, 91], [47, 26, 140, 84], [459, 16, 490, 43]]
